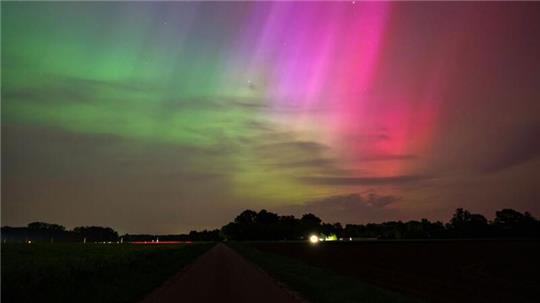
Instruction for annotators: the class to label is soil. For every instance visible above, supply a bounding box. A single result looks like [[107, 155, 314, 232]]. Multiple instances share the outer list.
[[252, 239, 540, 303]]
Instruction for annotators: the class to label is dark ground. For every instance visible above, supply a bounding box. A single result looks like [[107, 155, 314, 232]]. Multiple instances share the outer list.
[[251, 239, 540, 303], [1, 243, 213, 303]]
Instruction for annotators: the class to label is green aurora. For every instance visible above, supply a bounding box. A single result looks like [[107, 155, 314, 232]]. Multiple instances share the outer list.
[[3, 2, 540, 233]]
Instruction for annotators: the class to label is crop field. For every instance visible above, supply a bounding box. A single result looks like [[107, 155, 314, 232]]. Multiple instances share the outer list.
[[248, 240, 540, 303], [232, 243, 422, 303], [1, 242, 214, 303]]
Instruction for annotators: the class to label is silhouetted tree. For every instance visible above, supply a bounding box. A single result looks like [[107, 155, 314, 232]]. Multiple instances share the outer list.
[[256, 209, 279, 224], [26, 222, 70, 242], [188, 229, 222, 241], [27, 222, 65, 231], [234, 210, 257, 225], [253, 210, 279, 240], [1, 222, 75, 242], [73, 226, 119, 242], [420, 219, 447, 238], [299, 213, 322, 238], [222, 222, 242, 240], [447, 208, 489, 237], [321, 223, 343, 239], [278, 215, 301, 240], [493, 209, 539, 237]]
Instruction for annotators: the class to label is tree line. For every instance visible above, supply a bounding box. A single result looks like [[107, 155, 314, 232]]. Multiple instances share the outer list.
[[1, 223, 119, 243], [222, 208, 540, 241], [0, 222, 221, 243], [2, 208, 539, 243]]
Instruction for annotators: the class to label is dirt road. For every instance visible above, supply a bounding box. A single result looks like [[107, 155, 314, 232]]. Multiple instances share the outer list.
[[140, 243, 304, 303]]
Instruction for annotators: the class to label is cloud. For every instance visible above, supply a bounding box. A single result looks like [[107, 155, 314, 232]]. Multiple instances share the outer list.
[[279, 193, 399, 224], [4, 74, 160, 105], [275, 158, 336, 168], [253, 140, 332, 167], [357, 154, 418, 162], [257, 141, 329, 153], [299, 175, 431, 186], [244, 120, 275, 131], [1, 124, 240, 233], [347, 132, 391, 143]]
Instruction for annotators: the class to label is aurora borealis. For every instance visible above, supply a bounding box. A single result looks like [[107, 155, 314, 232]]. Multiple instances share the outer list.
[[2, 2, 540, 233]]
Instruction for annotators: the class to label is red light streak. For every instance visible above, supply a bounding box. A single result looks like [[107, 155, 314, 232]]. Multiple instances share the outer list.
[[129, 241, 192, 245]]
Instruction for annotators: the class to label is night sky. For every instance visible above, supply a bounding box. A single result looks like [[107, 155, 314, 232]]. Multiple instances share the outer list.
[[2, 2, 540, 234]]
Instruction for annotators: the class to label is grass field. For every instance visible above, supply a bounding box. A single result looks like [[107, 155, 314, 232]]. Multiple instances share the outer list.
[[1, 242, 214, 303], [231, 243, 421, 303], [248, 240, 540, 303]]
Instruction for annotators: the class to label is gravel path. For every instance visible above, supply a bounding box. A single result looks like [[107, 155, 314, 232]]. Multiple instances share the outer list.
[[140, 243, 305, 303]]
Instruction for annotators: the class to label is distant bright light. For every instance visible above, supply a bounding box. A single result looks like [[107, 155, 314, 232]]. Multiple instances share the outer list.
[[309, 235, 319, 244], [325, 234, 337, 241]]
